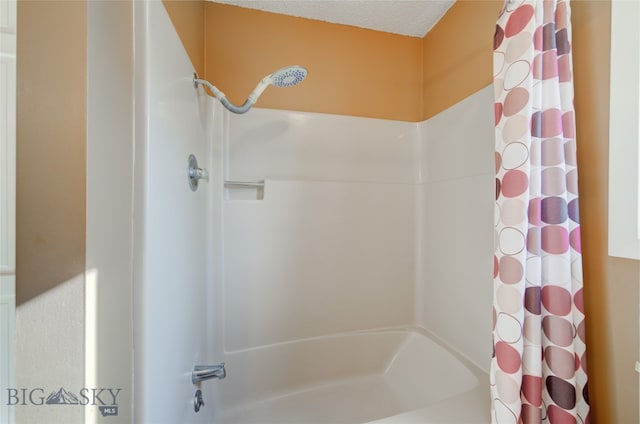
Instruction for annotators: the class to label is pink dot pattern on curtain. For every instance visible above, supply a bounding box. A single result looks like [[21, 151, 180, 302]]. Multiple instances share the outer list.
[[492, 1, 589, 423]]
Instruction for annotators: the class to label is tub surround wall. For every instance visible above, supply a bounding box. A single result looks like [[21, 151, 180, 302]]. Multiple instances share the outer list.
[[224, 180, 416, 349], [419, 85, 495, 371], [133, 2, 218, 423], [86, 1, 135, 422], [222, 91, 494, 370], [223, 109, 419, 350], [225, 109, 420, 184], [161, 0, 496, 374]]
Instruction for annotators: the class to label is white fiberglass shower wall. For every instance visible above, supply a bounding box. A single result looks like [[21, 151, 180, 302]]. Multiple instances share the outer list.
[[131, 2, 222, 423], [419, 85, 496, 366], [209, 90, 495, 420], [218, 89, 494, 368], [221, 111, 419, 350]]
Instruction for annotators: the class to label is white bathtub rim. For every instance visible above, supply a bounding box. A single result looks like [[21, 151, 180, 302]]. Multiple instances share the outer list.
[[214, 325, 489, 422], [220, 324, 489, 384], [222, 325, 414, 354]]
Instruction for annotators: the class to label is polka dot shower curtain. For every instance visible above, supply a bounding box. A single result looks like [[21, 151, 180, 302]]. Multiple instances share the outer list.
[[492, 0, 589, 423]]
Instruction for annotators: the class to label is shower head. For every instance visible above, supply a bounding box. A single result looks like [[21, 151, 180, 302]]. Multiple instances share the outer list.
[[193, 65, 308, 114], [269, 66, 308, 88]]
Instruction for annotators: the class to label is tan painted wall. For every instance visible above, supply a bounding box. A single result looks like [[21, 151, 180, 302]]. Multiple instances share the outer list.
[[16, 1, 86, 304], [15, 2, 87, 423], [165, 1, 498, 122], [421, 0, 502, 120], [203, 2, 423, 121], [572, 1, 639, 422]]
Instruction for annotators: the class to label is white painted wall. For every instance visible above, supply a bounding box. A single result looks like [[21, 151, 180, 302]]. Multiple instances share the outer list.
[[133, 2, 220, 423], [419, 85, 495, 371]]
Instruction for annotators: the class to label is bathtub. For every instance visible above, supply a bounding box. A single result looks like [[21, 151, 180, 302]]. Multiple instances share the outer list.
[[212, 328, 490, 423]]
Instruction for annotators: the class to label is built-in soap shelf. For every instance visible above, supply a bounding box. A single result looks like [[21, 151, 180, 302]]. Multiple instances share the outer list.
[[224, 180, 265, 200]]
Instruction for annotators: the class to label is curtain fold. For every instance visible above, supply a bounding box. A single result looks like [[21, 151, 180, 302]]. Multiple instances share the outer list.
[[492, 1, 589, 423]]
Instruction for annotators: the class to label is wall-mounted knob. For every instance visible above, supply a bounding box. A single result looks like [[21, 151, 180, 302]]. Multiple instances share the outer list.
[[188, 154, 209, 192]]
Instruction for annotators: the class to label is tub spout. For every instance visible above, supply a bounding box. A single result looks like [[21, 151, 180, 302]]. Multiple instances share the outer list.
[[192, 363, 226, 384]]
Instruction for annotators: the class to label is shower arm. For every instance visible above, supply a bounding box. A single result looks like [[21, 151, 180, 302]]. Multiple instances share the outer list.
[[193, 74, 270, 114]]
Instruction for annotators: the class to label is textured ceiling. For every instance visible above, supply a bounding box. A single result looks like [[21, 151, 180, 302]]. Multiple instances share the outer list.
[[208, 1, 456, 38]]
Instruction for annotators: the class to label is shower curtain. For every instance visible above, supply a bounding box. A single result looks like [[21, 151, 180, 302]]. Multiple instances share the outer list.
[[491, 0, 589, 423]]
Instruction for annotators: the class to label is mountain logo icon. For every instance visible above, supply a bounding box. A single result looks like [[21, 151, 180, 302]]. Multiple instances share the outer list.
[[45, 387, 80, 405]]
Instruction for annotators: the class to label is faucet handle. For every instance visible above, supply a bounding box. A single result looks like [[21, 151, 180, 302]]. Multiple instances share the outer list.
[[188, 154, 209, 191]]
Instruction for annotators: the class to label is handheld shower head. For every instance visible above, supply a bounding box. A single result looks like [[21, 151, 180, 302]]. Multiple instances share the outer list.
[[248, 65, 307, 104], [269, 66, 308, 88], [193, 65, 308, 114]]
